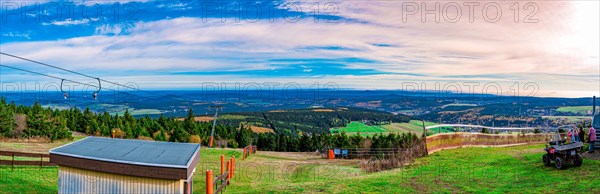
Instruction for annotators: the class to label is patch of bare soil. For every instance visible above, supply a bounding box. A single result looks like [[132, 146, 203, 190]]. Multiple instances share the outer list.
[[581, 151, 600, 160], [249, 126, 274, 133], [175, 116, 214, 122]]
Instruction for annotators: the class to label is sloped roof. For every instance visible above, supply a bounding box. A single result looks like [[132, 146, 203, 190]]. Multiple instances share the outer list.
[[50, 137, 200, 169]]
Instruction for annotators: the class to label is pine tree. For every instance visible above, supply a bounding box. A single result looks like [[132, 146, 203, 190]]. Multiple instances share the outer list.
[[170, 124, 189, 142], [90, 119, 101, 136], [25, 102, 53, 138], [154, 129, 167, 141], [184, 109, 198, 135], [0, 98, 15, 137]]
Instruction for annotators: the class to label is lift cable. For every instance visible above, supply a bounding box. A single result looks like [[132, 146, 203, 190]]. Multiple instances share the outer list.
[[0, 64, 150, 99], [0, 52, 155, 96], [0, 52, 214, 108]]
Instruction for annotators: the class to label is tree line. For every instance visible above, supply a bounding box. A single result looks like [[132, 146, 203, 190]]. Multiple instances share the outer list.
[[0, 98, 421, 151]]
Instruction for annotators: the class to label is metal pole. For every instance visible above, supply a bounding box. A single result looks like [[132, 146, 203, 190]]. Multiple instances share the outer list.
[[210, 110, 218, 148], [593, 96, 596, 116], [208, 106, 223, 148]]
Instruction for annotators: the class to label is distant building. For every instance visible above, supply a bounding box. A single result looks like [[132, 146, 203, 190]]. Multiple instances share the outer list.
[[50, 137, 200, 194]]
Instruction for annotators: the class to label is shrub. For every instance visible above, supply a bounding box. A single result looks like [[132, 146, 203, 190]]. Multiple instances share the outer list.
[[138, 136, 154, 141], [189, 135, 201, 143], [112, 128, 125, 138]]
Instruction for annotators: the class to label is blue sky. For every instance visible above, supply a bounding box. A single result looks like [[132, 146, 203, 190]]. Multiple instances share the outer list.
[[0, 0, 598, 97]]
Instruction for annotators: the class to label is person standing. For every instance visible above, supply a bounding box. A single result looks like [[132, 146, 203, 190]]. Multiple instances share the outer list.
[[578, 126, 585, 143], [589, 127, 596, 153]]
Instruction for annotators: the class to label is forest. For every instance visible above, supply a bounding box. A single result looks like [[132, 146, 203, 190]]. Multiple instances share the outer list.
[[0, 98, 421, 151]]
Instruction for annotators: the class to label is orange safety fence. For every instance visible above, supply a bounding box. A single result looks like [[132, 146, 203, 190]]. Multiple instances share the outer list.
[[207, 155, 236, 194], [242, 145, 257, 160]]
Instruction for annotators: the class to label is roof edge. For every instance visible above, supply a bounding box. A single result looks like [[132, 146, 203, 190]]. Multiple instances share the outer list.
[[50, 152, 189, 169]]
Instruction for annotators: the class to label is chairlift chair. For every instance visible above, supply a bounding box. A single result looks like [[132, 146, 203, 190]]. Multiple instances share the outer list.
[[60, 79, 68, 99]]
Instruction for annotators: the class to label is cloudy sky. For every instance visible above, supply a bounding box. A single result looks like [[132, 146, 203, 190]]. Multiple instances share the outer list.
[[0, 0, 598, 97]]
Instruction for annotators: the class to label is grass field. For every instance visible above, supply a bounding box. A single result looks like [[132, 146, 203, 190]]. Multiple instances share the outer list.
[[556, 106, 593, 114], [542, 116, 592, 122], [2, 139, 600, 193], [331, 120, 454, 137], [330, 122, 387, 135]]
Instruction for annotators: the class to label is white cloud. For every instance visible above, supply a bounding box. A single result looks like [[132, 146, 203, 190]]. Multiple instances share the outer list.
[[2, 32, 31, 39], [42, 18, 97, 26], [0, 1, 598, 97]]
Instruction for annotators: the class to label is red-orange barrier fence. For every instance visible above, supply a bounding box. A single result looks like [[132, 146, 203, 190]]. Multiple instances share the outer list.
[[242, 145, 257, 160], [207, 155, 236, 194]]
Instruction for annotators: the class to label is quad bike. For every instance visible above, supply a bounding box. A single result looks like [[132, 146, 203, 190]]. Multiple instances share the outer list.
[[542, 133, 584, 170]]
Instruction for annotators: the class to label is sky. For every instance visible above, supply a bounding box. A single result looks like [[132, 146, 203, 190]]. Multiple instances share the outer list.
[[0, 0, 598, 97]]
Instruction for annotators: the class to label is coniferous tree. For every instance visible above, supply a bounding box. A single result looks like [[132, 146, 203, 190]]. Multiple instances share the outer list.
[[170, 124, 189, 142], [0, 98, 15, 137], [154, 129, 168, 141]]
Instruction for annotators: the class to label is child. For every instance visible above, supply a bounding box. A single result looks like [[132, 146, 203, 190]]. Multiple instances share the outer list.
[[578, 126, 585, 143]]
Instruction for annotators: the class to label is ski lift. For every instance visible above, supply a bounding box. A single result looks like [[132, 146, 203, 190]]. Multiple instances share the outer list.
[[92, 78, 101, 100], [60, 79, 68, 99]]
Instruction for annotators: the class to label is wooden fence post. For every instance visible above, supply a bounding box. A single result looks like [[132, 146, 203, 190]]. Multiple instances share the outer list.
[[232, 156, 235, 178], [226, 161, 231, 185], [220, 155, 225, 176], [206, 170, 213, 194], [11, 152, 14, 170], [249, 146, 252, 154], [243, 148, 246, 160]]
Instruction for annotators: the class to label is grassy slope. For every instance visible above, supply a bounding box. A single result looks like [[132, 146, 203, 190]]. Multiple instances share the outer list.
[[228, 144, 600, 193], [542, 116, 592, 122], [331, 120, 453, 137], [556, 106, 593, 114], [331, 122, 387, 134], [2, 140, 600, 193]]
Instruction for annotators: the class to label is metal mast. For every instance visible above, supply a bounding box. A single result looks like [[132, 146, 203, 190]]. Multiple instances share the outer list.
[[208, 105, 223, 148]]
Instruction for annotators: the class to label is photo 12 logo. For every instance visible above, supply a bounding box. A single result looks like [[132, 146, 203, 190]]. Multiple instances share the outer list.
[[1, 1, 139, 24], [400, 1, 539, 23]]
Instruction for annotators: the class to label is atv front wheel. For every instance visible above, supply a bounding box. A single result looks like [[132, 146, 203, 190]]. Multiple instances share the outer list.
[[542, 154, 552, 166], [555, 157, 565, 170], [573, 154, 583, 167]]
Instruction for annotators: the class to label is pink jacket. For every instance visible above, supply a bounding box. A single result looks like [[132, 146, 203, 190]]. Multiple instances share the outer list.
[[590, 127, 597, 141]]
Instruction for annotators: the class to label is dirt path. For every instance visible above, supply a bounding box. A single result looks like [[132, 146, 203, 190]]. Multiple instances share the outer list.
[[581, 152, 600, 160]]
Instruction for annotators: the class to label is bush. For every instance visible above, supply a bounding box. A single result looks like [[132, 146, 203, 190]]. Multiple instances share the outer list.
[[229, 140, 239, 148], [481, 128, 489, 134], [189, 135, 201, 143], [153, 130, 168, 141], [359, 139, 426, 172], [138, 136, 154, 141], [113, 128, 125, 138]]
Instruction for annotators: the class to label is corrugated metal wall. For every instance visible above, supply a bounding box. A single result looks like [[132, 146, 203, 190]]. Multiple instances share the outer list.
[[58, 166, 184, 194]]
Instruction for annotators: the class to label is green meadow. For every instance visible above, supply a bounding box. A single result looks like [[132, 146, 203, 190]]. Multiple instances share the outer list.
[[556, 106, 594, 114], [2, 140, 600, 193], [330, 120, 454, 137]]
